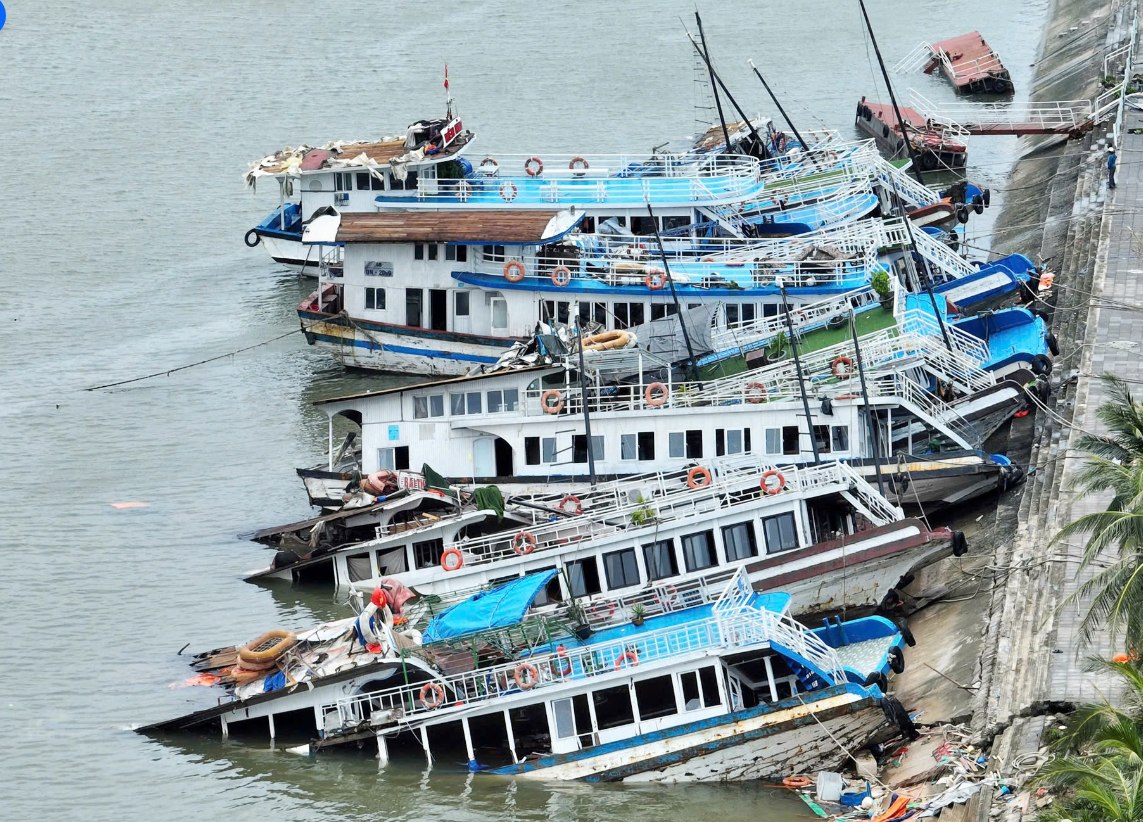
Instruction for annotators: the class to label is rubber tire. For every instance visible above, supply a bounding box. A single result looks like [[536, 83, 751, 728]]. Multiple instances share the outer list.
[[920, 151, 938, 171], [864, 106, 873, 121], [888, 647, 906, 674], [895, 619, 917, 647], [880, 588, 903, 612], [881, 696, 919, 740], [952, 530, 968, 557], [1031, 354, 1054, 376], [864, 670, 889, 691], [983, 188, 992, 207], [972, 194, 984, 215], [244, 229, 261, 247], [956, 205, 970, 224], [272, 550, 300, 569], [1046, 332, 1060, 356], [1036, 379, 1051, 403]]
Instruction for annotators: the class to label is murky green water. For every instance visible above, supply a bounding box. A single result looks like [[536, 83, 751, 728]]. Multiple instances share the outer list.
[[2, 0, 1048, 818]]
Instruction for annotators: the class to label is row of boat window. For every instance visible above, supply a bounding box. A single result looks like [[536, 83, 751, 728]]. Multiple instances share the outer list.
[[412, 389, 520, 419], [330, 170, 419, 192], [347, 514, 799, 588]]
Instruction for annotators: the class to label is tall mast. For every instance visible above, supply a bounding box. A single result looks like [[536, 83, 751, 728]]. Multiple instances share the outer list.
[[849, 307, 886, 498], [779, 282, 821, 465], [647, 202, 700, 382], [747, 60, 809, 151], [695, 12, 733, 154], [686, 32, 767, 156]]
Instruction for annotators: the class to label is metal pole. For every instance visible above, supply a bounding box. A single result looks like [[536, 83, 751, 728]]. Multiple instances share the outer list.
[[849, 307, 885, 498], [574, 308, 597, 486], [779, 282, 821, 465], [856, 0, 926, 183], [646, 202, 699, 381], [695, 12, 733, 154], [747, 60, 809, 151], [686, 33, 767, 156]]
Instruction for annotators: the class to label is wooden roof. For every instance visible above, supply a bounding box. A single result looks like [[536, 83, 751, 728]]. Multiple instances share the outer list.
[[257, 132, 471, 174], [335, 211, 566, 244]]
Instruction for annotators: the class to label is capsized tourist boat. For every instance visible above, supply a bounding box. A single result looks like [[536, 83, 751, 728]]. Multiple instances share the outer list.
[[142, 569, 917, 783], [247, 454, 965, 619], [855, 98, 968, 171]]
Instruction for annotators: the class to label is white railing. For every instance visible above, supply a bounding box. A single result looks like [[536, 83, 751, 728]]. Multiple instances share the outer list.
[[874, 155, 940, 208], [894, 42, 938, 74], [319, 571, 844, 734], [910, 88, 1092, 133]]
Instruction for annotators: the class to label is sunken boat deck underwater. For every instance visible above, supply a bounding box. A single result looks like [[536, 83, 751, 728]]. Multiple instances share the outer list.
[[12, 0, 1113, 819]]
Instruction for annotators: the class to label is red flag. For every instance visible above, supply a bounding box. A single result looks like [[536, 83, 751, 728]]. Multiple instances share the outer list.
[[444, 63, 449, 90]]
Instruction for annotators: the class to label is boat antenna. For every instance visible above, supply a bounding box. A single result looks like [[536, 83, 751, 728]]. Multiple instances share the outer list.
[[694, 11, 734, 155], [444, 63, 453, 119], [684, 30, 767, 156], [574, 307, 598, 487], [646, 201, 700, 383], [779, 281, 821, 465], [848, 305, 886, 498], [855, 0, 925, 184], [746, 60, 809, 152]]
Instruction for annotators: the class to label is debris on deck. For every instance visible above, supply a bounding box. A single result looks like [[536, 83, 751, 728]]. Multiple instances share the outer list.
[[855, 98, 968, 170]]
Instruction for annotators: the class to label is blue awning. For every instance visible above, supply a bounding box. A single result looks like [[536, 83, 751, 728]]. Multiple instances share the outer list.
[[423, 570, 557, 643]]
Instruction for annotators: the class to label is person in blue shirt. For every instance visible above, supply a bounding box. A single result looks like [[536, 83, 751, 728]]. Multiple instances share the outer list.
[[1108, 145, 1118, 190]]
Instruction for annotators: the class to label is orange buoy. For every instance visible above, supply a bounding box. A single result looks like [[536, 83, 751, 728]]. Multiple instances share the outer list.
[[512, 531, 538, 555], [440, 548, 464, 572], [645, 382, 667, 407], [540, 389, 565, 414], [503, 260, 525, 282], [687, 466, 713, 489], [761, 469, 786, 495], [551, 265, 572, 287]]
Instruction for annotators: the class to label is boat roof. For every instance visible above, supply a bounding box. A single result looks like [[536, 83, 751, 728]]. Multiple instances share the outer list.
[[315, 364, 555, 407], [253, 132, 473, 175], [423, 570, 558, 642], [331, 209, 585, 245]]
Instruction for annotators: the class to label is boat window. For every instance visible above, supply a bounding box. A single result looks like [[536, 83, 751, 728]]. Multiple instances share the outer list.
[[508, 703, 551, 759], [377, 448, 395, 470], [414, 244, 425, 261], [602, 548, 640, 590], [542, 437, 557, 463], [334, 172, 352, 191], [365, 261, 394, 277], [428, 244, 439, 261], [782, 426, 800, 455], [635, 675, 678, 720], [629, 215, 656, 235], [662, 215, 690, 232], [526, 436, 559, 465], [365, 287, 386, 311], [741, 304, 757, 324], [486, 388, 519, 413], [450, 391, 482, 416], [413, 538, 445, 570], [642, 539, 678, 581], [565, 557, 602, 597], [572, 434, 604, 464], [680, 671, 702, 710], [765, 428, 782, 455], [650, 304, 679, 321], [669, 430, 704, 459], [389, 169, 418, 191], [716, 428, 751, 456], [579, 302, 607, 326], [491, 299, 509, 330], [376, 546, 407, 575], [414, 394, 444, 420], [726, 304, 740, 329], [482, 245, 507, 263], [445, 245, 468, 262], [613, 302, 645, 330], [347, 552, 372, 582], [832, 425, 850, 451], [542, 300, 571, 325], [762, 512, 799, 554], [308, 178, 324, 192], [722, 522, 758, 562], [813, 425, 832, 454], [454, 291, 470, 317], [592, 685, 635, 730], [681, 530, 718, 573], [552, 698, 576, 740], [762, 303, 779, 318], [356, 171, 385, 191], [531, 566, 564, 606], [699, 666, 721, 707]]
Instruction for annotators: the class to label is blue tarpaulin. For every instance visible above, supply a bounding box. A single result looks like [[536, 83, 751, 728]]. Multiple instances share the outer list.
[[423, 570, 557, 643]]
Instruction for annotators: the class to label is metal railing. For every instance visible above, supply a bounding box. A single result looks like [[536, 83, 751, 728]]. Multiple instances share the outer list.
[[319, 570, 845, 734], [909, 89, 1092, 133], [873, 155, 940, 208]]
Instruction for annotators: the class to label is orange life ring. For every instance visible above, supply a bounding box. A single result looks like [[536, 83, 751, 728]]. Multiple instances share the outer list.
[[504, 260, 525, 282], [513, 531, 537, 555], [615, 650, 639, 670], [761, 470, 786, 495], [525, 156, 543, 176], [656, 585, 681, 610], [645, 382, 667, 407], [558, 494, 582, 515], [440, 548, 464, 572], [569, 156, 589, 173], [420, 682, 446, 709], [782, 775, 812, 789], [500, 180, 518, 202], [687, 466, 713, 489], [540, 389, 564, 414], [831, 356, 854, 379], [513, 663, 540, 690], [590, 599, 616, 620], [746, 382, 767, 403], [555, 646, 572, 676], [726, 261, 745, 268], [645, 269, 666, 290], [480, 156, 499, 170], [551, 265, 572, 287]]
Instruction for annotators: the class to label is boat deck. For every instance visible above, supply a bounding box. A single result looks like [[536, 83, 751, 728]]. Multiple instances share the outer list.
[[929, 32, 1012, 93], [833, 636, 896, 674]]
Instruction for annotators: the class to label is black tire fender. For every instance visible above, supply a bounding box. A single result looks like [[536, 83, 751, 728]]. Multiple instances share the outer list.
[[1031, 354, 1053, 376], [895, 619, 917, 647], [244, 228, 261, 247], [888, 647, 906, 674], [952, 530, 968, 557], [880, 588, 903, 612], [1046, 332, 1060, 356], [956, 205, 970, 224], [983, 188, 991, 207], [864, 670, 889, 691]]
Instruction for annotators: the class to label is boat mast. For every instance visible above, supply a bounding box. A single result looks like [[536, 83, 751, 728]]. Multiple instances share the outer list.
[[574, 311, 598, 487], [848, 307, 886, 498], [855, 0, 924, 184], [646, 202, 700, 383], [686, 32, 767, 156], [746, 60, 809, 152], [779, 282, 821, 465], [694, 12, 733, 155]]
